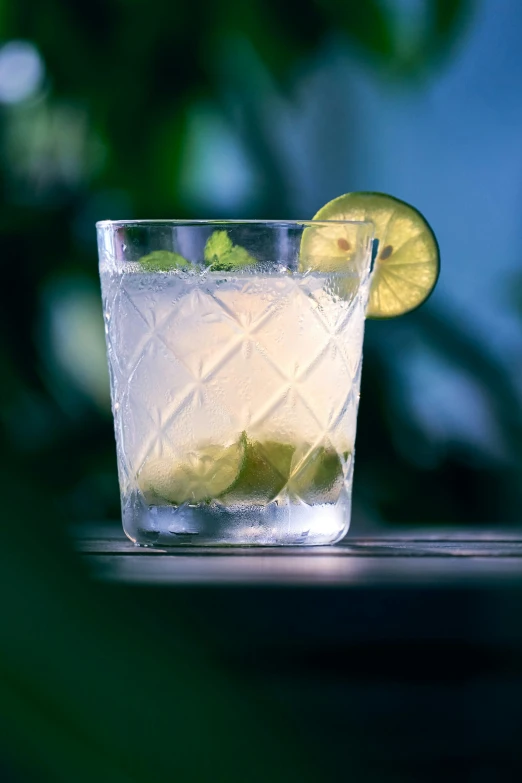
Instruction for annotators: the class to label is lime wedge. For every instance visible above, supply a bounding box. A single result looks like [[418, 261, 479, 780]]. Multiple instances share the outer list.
[[138, 440, 244, 505], [301, 192, 440, 318], [288, 444, 344, 504], [220, 437, 295, 505], [139, 250, 190, 272]]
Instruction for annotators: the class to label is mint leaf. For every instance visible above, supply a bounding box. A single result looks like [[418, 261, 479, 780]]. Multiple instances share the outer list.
[[224, 245, 255, 269], [204, 230, 256, 271], [204, 230, 233, 264], [139, 250, 190, 271]]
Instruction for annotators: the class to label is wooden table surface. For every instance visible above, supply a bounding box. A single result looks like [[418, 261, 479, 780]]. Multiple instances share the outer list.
[[76, 524, 522, 781], [77, 525, 522, 586]]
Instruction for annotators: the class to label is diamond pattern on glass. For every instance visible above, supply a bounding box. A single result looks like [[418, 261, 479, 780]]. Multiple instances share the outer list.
[[252, 281, 331, 378], [124, 340, 195, 472], [160, 287, 244, 380], [102, 270, 368, 508]]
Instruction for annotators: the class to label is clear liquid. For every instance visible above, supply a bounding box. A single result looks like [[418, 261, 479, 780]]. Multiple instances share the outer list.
[[101, 268, 368, 545]]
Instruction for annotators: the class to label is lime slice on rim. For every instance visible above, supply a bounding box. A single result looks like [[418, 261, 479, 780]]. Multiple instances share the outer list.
[[301, 192, 440, 318], [137, 440, 245, 505]]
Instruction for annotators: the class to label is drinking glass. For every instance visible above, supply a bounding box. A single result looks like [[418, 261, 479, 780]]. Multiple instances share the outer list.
[[97, 219, 374, 546]]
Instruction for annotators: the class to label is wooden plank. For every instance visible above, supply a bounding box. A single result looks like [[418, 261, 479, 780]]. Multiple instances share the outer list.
[[74, 524, 522, 586], [84, 552, 522, 586]]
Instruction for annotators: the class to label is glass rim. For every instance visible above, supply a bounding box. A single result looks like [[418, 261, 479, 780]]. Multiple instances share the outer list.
[[96, 218, 375, 229]]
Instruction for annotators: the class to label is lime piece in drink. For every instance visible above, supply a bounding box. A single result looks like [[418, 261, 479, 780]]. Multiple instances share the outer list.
[[204, 230, 256, 271], [300, 192, 440, 318], [139, 250, 190, 271], [138, 440, 245, 505], [220, 436, 295, 505], [288, 444, 345, 504]]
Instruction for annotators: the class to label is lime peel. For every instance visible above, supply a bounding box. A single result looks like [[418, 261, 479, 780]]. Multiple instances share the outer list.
[[138, 440, 245, 505]]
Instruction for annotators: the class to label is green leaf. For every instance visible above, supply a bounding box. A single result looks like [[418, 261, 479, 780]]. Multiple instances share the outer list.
[[220, 244, 256, 270], [139, 250, 190, 271], [429, 0, 472, 63], [204, 230, 233, 264], [204, 230, 256, 270], [432, 0, 470, 40], [315, 0, 395, 60]]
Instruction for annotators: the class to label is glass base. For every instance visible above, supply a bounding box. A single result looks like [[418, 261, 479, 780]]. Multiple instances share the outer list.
[[122, 493, 351, 547]]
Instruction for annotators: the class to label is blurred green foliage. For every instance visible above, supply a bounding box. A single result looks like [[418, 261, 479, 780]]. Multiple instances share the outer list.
[[0, 0, 484, 534], [3, 0, 521, 781]]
